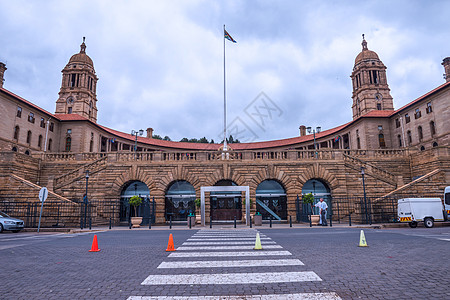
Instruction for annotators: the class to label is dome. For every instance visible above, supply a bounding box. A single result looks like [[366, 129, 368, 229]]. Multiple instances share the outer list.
[[68, 38, 94, 67], [354, 36, 380, 64]]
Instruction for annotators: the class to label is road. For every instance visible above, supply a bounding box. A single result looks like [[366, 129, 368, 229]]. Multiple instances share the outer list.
[[0, 226, 449, 299]]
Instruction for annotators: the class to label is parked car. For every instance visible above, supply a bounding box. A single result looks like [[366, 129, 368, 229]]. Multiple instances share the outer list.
[[0, 211, 24, 233]]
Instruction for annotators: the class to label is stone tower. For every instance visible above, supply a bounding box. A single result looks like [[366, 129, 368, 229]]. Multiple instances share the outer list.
[[0, 62, 6, 88], [55, 38, 99, 122], [442, 57, 450, 82], [350, 35, 394, 120]]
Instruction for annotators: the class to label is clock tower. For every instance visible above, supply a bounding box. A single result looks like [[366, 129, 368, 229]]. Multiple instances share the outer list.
[[350, 35, 394, 119], [55, 38, 99, 122]]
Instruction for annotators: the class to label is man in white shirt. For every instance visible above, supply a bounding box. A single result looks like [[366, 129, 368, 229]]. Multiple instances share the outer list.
[[315, 198, 328, 226]]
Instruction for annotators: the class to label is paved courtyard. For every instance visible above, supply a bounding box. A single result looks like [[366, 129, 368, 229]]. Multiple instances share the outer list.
[[1, 225, 449, 299]]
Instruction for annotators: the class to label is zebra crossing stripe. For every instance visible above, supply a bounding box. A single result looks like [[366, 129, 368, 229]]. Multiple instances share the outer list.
[[188, 237, 272, 241], [176, 245, 282, 251], [168, 251, 292, 257], [141, 271, 322, 285], [182, 241, 276, 245], [128, 292, 341, 299], [157, 259, 304, 269]]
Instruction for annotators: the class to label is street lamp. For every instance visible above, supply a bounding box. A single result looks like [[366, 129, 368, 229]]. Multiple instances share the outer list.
[[84, 170, 89, 228], [307, 126, 321, 158], [361, 167, 368, 224], [131, 129, 144, 160]]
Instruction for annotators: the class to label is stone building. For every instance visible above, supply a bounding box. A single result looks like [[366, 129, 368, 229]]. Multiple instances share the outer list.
[[0, 37, 448, 226]]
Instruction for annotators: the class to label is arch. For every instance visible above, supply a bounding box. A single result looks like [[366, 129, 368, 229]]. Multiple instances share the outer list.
[[418, 126, 423, 141], [407, 130, 412, 145], [430, 121, 436, 136], [48, 138, 52, 151], [165, 180, 196, 221], [26, 130, 32, 144], [432, 142, 438, 147], [65, 137, 71, 152], [24, 150, 30, 155], [12, 146, 17, 152], [378, 133, 386, 148], [297, 164, 338, 191], [255, 179, 287, 220], [119, 180, 151, 223], [13, 125, 19, 140], [420, 145, 425, 151], [301, 178, 332, 216], [38, 134, 43, 149], [210, 179, 242, 221]]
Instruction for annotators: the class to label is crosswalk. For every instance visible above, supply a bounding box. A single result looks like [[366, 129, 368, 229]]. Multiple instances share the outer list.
[[128, 229, 341, 299]]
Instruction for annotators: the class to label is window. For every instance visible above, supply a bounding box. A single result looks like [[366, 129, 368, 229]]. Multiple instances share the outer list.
[[426, 102, 432, 113], [40, 118, 45, 128], [378, 125, 383, 131], [70, 74, 76, 87], [12, 146, 17, 152], [430, 121, 436, 136], [407, 130, 412, 145], [357, 137, 361, 149], [432, 142, 438, 147], [378, 133, 386, 148], [420, 146, 425, 151], [369, 70, 379, 84], [89, 140, 94, 152], [49, 122, 54, 132], [25, 150, 30, 155], [356, 129, 359, 136], [377, 103, 382, 110], [68, 107, 72, 114], [414, 108, 421, 119], [405, 114, 410, 123], [38, 135, 43, 149], [67, 129, 72, 134], [13, 126, 19, 140], [48, 139, 52, 151], [65, 137, 71, 152], [395, 118, 400, 128], [28, 112, 35, 123], [17, 107, 22, 118], [397, 135, 402, 147], [26, 130, 32, 144], [418, 126, 423, 141]]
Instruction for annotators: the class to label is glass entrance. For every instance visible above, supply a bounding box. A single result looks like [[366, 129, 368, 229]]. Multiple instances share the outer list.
[[300, 179, 331, 221], [120, 181, 151, 224], [165, 180, 196, 221], [210, 180, 242, 221], [256, 180, 287, 220]]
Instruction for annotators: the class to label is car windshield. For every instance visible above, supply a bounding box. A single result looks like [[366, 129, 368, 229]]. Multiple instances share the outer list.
[[0, 211, 11, 218]]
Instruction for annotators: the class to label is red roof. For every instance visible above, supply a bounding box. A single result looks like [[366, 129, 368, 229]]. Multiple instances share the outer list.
[[394, 80, 450, 113], [0, 88, 55, 118]]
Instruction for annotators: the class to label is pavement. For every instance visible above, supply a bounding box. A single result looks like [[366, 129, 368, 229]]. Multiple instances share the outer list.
[[1, 224, 449, 299]]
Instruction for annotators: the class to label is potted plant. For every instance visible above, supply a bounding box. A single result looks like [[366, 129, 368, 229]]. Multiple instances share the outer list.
[[303, 193, 320, 225], [129, 195, 143, 228]]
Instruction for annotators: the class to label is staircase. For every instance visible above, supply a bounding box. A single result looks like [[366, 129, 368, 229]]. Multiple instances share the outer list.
[[53, 156, 107, 190], [343, 153, 398, 186]]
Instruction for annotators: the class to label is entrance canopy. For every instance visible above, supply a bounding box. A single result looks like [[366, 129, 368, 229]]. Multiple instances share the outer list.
[[200, 186, 250, 226]]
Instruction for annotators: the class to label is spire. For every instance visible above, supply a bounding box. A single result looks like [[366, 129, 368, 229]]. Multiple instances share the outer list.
[[362, 34, 368, 51], [80, 37, 86, 54]]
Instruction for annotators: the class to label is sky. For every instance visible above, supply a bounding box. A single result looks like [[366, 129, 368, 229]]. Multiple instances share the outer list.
[[1, 0, 449, 143]]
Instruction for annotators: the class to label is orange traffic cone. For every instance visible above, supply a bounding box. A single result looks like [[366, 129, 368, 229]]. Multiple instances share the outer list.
[[89, 234, 101, 252], [166, 233, 176, 252]]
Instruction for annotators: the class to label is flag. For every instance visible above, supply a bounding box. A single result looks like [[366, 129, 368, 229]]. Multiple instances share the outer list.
[[224, 29, 237, 43], [334, 136, 340, 142]]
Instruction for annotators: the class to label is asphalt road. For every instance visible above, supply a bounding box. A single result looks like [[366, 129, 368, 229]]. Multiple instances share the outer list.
[[1, 226, 449, 299]]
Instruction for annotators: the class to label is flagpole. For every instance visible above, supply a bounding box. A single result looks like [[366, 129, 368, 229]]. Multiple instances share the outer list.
[[223, 24, 227, 152]]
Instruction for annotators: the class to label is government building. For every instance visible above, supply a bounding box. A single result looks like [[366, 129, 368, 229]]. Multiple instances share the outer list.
[[0, 37, 449, 226]]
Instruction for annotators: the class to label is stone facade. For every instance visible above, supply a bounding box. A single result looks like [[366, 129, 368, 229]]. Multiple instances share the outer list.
[[0, 38, 449, 226]]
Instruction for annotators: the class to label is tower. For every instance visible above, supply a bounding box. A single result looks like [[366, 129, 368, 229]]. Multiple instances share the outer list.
[[55, 38, 99, 122], [0, 62, 6, 88], [350, 35, 394, 119]]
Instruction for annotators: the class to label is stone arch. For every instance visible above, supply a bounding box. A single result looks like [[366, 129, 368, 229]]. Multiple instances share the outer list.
[[111, 165, 155, 199], [297, 163, 339, 192]]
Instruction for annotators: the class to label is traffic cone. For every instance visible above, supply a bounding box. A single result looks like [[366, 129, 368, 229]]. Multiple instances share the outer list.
[[254, 232, 262, 250], [166, 233, 176, 251], [89, 234, 100, 252], [358, 230, 368, 247]]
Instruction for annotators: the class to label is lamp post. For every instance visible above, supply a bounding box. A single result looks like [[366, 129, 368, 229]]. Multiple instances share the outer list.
[[131, 129, 144, 160], [84, 170, 89, 228], [307, 126, 321, 158], [361, 167, 368, 224]]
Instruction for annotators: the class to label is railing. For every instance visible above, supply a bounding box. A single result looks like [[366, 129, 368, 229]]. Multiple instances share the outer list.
[[343, 153, 398, 185], [54, 156, 108, 190]]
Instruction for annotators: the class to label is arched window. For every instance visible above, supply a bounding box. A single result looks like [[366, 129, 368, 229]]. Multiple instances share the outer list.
[[430, 121, 436, 136], [89, 140, 94, 152], [120, 181, 151, 223], [397, 134, 402, 147], [378, 133, 386, 148], [165, 180, 196, 221], [25, 150, 30, 155], [357, 137, 361, 149], [420, 146, 425, 151], [12, 146, 17, 152], [256, 180, 287, 220], [65, 137, 71, 152], [13, 126, 19, 140], [418, 126, 423, 141], [38, 135, 43, 149], [407, 131, 412, 145], [210, 180, 242, 221], [26, 130, 32, 144], [432, 142, 438, 147], [301, 179, 331, 220], [48, 138, 52, 151]]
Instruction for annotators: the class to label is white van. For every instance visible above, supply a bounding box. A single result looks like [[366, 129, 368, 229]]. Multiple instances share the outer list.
[[398, 198, 445, 228], [445, 186, 450, 218]]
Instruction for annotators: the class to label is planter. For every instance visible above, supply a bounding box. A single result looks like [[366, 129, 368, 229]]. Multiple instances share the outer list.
[[131, 217, 142, 228], [253, 214, 262, 226], [196, 214, 201, 224], [310, 215, 320, 225], [187, 216, 196, 227]]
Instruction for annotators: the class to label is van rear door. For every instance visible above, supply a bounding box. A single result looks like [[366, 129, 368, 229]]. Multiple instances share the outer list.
[[398, 199, 413, 222], [445, 186, 450, 218]]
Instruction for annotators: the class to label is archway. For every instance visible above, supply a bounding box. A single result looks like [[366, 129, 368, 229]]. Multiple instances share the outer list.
[[301, 179, 331, 218], [256, 180, 287, 220], [210, 180, 242, 221], [165, 180, 196, 222], [119, 181, 151, 224]]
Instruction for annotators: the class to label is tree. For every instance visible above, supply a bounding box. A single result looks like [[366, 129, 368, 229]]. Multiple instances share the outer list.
[[210, 139, 215, 144], [163, 136, 171, 141], [199, 137, 208, 143], [302, 193, 315, 214], [129, 195, 143, 217], [152, 134, 163, 140]]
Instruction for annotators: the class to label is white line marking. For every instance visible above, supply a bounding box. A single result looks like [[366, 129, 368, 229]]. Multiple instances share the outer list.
[[177, 245, 282, 251], [438, 238, 450, 241], [182, 241, 276, 245], [141, 271, 321, 285], [128, 292, 341, 299], [192, 235, 267, 238], [188, 238, 272, 241], [168, 251, 292, 257], [0, 244, 25, 250], [157, 259, 304, 269]]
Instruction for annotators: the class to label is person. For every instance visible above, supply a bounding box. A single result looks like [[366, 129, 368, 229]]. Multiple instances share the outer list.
[[315, 198, 328, 226]]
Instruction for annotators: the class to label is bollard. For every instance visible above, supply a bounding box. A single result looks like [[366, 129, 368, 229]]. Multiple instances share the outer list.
[[129, 220, 132, 229], [89, 218, 92, 230], [170, 216, 172, 229], [234, 216, 236, 228], [149, 216, 152, 229], [80, 218, 83, 230], [349, 213, 352, 226], [329, 215, 332, 227], [249, 215, 252, 228], [210, 215, 212, 228], [270, 216, 272, 228], [309, 215, 312, 227], [189, 216, 192, 229], [109, 217, 112, 230], [289, 216, 292, 227]]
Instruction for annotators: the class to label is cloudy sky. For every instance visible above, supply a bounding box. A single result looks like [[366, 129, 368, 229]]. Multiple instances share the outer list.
[[1, 0, 449, 143]]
